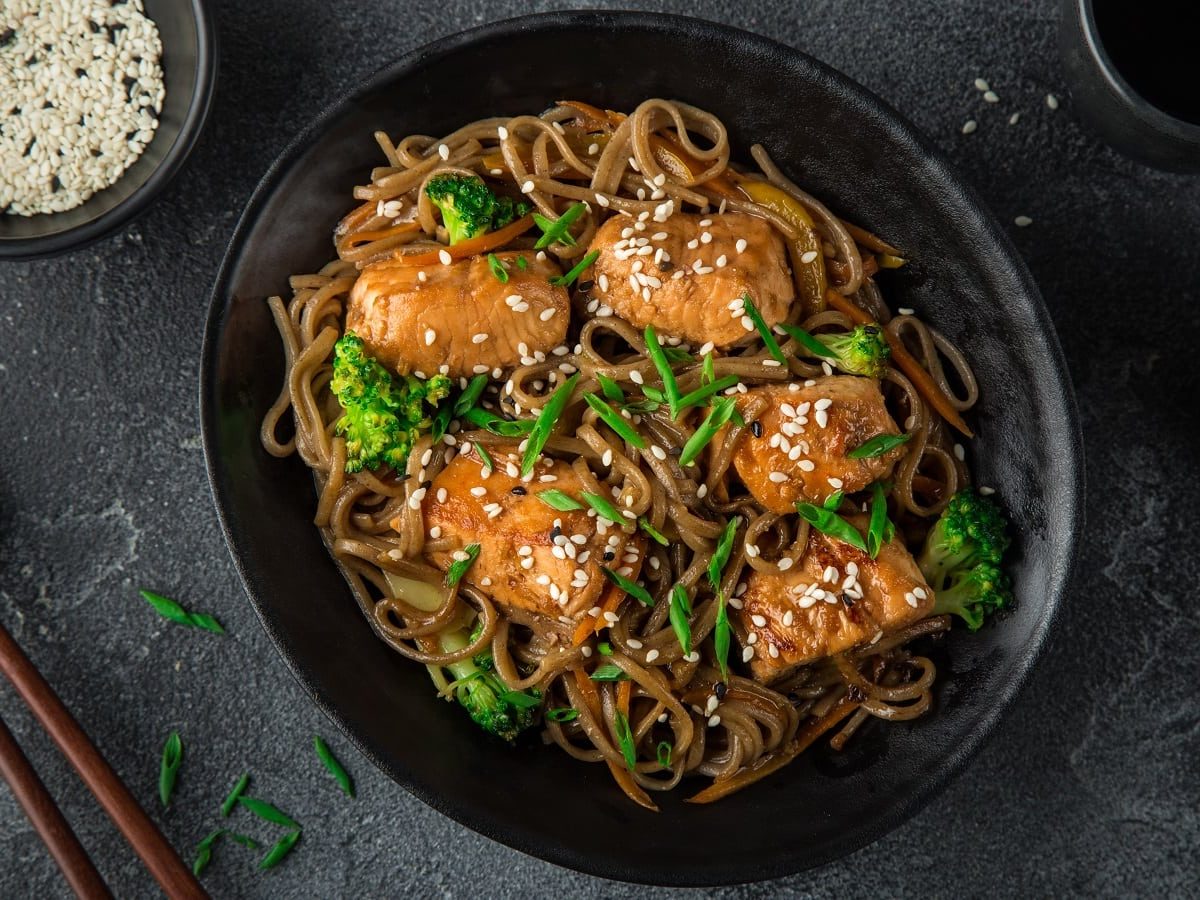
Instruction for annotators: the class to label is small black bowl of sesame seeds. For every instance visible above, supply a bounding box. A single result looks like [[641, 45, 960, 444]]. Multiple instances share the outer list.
[[0, 0, 216, 261]]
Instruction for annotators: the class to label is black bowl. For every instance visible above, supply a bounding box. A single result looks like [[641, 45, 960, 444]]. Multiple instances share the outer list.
[[0, 0, 217, 260], [201, 11, 1082, 886]]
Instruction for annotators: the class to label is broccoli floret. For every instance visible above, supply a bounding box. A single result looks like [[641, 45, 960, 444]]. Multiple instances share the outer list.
[[816, 324, 891, 378], [330, 332, 451, 473], [438, 626, 540, 742], [423, 174, 530, 244], [919, 488, 1013, 629], [931, 561, 1013, 631]]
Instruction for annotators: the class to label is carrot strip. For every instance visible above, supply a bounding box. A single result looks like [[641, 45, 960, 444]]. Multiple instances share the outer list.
[[571, 668, 656, 810], [386, 214, 535, 267], [571, 536, 646, 645], [823, 289, 974, 437], [556, 100, 617, 131], [685, 698, 859, 804]]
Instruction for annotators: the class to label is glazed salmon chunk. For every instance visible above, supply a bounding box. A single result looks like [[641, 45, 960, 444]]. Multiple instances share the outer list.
[[587, 212, 794, 348], [411, 444, 642, 621], [732, 378, 906, 513], [346, 250, 569, 378], [734, 517, 934, 682]]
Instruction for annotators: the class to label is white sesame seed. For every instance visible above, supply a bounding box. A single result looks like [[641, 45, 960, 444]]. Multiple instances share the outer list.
[[979, 486, 996, 495], [898, 307, 915, 316], [905, 592, 918, 608], [767, 643, 780, 659], [520, 557, 534, 569], [1009, 112, 1021, 125], [913, 586, 928, 600], [735, 238, 748, 254], [798, 459, 815, 472], [521, 180, 535, 193], [436, 488, 448, 503], [750, 614, 767, 627], [974, 77, 990, 92], [1015, 215, 1033, 227], [800, 250, 819, 264], [601, 449, 613, 467], [827, 477, 844, 489], [815, 410, 829, 429], [745, 544, 760, 558], [708, 714, 721, 727], [741, 315, 755, 332], [962, 119, 978, 135], [1046, 93, 1059, 110], [651, 445, 667, 461], [629, 369, 644, 385], [983, 90, 999, 103], [437, 143, 450, 159], [697, 484, 709, 499], [768, 471, 787, 483], [497, 126, 509, 140], [715, 254, 728, 268], [469, 486, 487, 498], [438, 249, 452, 265], [539, 308, 557, 322]]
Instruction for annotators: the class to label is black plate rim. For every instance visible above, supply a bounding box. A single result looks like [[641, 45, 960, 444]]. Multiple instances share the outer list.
[[0, 0, 219, 261], [200, 10, 1084, 886]]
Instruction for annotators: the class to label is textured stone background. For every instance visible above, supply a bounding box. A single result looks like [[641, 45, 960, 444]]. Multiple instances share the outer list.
[[2, 0, 1198, 897]]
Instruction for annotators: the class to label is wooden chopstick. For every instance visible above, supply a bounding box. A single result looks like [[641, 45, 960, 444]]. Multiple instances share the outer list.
[[0, 622, 208, 900], [0, 712, 113, 899]]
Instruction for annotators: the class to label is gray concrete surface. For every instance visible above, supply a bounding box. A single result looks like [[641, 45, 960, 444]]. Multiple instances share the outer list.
[[2, 0, 1197, 897]]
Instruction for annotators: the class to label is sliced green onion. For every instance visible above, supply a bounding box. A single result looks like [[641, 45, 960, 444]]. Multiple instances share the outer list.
[[657, 741, 673, 768], [708, 516, 741, 591], [583, 393, 646, 447], [641, 385, 666, 404], [638, 518, 668, 545], [597, 641, 613, 656], [668, 584, 692, 655], [140, 590, 225, 635], [779, 323, 837, 359], [795, 503, 868, 552], [601, 567, 653, 607], [453, 374, 489, 416], [227, 833, 259, 850], [622, 399, 661, 414], [847, 432, 912, 459], [431, 399, 453, 443], [533, 202, 587, 249], [701, 352, 716, 385], [823, 490, 845, 511], [192, 828, 223, 876], [521, 373, 579, 477], [590, 663, 629, 681], [313, 736, 354, 798], [661, 346, 693, 364], [220, 773, 250, 817], [487, 253, 509, 283], [471, 441, 495, 476], [714, 593, 731, 681], [867, 481, 889, 559], [741, 294, 786, 363], [546, 707, 579, 723], [676, 374, 739, 411], [549, 249, 599, 286], [582, 491, 631, 528], [462, 406, 535, 438], [159, 731, 182, 808], [237, 796, 299, 830], [612, 709, 637, 770], [259, 830, 301, 870], [644, 325, 681, 418], [679, 397, 737, 467], [536, 489, 584, 511], [596, 373, 625, 403], [445, 543, 481, 587], [499, 689, 542, 709]]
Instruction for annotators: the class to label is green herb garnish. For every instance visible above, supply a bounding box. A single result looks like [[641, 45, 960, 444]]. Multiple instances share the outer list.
[[714, 594, 731, 680], [657, 741, 673, 767], [237, 796, 299, 830], [220, 772, 250, 817], [644, 325, 682, 418], [159, 731, 182, 807], [679, 396, 737, 467], [313, 736, 354, 798], [582, 491, 631, 527], [521, 373, 579, 477], [597, 641, 613, 656], [741, 294, 786, 363], [847, 432, 912, 459], [487, 253, 509, 283], [431, 399, 453, 443], [546, 707, 579, 723], [601, 567, 653, 607], [596, 373, 625, 403], [471, 441, 495, 475], [642, 385, 666, 404], [779, 323, 837, 359], [516, 256, 529, 270], [140, 590, 224, 635], [638, 517, 668, 545], [823, 490, 845, 511], [796, 503, 868, 552], [536, 488, 584, 511], [662, 345, 694, 364], [584, 393, 646, 447], [462, 406, 535, 438], [676, 374, 739, 411], [533, 202, 587, 249], [708, 516, 741, 591], [867, 481, 889, 559], [193, 829, 224, 876], [499, 690, 543, 710], [612, 710, 637, 770], [259, 830, 302, 870], [590, 663, 629, 681], [453, 374, 489, 417], [668, 584, 692, 655], [549, 249, 599, 286], [445, 543, 481, 587], [701, 352, 716, 385]]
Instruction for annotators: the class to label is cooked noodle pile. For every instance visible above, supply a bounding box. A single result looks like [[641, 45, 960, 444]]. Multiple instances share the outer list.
[[261, 99, 981, 808]]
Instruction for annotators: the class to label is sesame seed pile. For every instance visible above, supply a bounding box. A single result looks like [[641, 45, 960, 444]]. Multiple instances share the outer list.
[[0, 0, 164, 216]]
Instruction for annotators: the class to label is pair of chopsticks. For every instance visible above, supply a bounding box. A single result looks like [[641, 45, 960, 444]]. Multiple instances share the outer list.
[[0, 621, 207, 899]]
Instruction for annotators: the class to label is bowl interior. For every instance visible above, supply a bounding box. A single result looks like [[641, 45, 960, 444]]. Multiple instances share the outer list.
[[202, 12, 1081, 886], [0, 0, 210, 250]]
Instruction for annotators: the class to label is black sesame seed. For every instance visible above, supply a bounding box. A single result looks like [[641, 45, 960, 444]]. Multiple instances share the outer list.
[[603, 551, 616, 561], [750, 420, 763, 438], [510, 485, 528, 495], [421, 480, 432, 490], [577, 279, 594, 292], [550, 525, 561, 540], [714, 682, 728, 700], [842, 594, 855, 608]]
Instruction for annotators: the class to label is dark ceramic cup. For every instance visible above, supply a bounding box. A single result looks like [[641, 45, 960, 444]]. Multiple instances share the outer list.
[[1060, 0, 1200, 172]]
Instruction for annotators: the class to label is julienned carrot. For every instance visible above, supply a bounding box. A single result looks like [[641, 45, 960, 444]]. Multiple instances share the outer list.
[[571, 537, 646, 645], [823, 290, 974, 438], [387, 215, 535, 267], [557, 100, 617, 131], [685, 697, 859, 804], [572, 669, 656, 811]]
